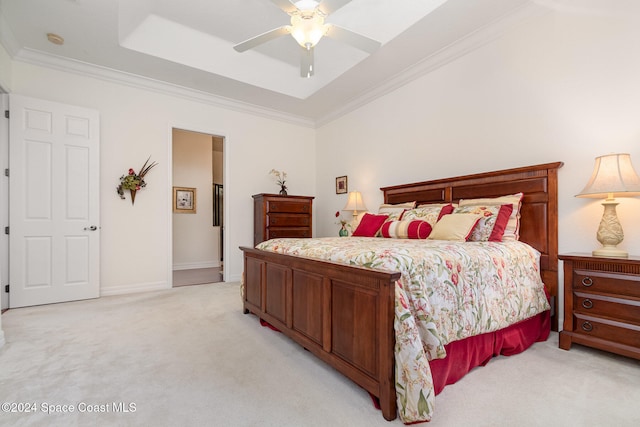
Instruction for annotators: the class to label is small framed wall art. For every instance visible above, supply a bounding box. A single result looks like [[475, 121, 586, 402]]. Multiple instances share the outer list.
[[336, 176, 348, 194], [173, 187, 196, 213]]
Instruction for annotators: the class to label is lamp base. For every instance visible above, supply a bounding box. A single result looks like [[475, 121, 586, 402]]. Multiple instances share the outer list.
[[592, 246, 628, 258], [593, 200, 627, 258]]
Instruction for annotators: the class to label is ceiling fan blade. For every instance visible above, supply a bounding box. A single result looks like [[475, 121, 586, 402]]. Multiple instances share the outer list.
[[233, 26, 291, 52], [300, 46, 314, 78], [317, 0, 352, 15], [325, 25, 380, 53], [270, 0, 298, 14]]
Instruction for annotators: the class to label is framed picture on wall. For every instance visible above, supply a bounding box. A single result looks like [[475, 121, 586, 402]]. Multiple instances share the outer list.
[[173, 187, 196, 213], [336, 176, 348, 194]]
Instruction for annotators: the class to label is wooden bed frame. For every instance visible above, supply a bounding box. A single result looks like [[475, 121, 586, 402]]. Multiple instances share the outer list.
[[241, 161, 563, 421]]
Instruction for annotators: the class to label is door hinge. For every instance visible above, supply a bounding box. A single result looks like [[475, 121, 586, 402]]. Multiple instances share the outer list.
[[4, 284, 8, 293], [4, 226, 8, 235], [4, 168, 8, 177], [4, 110, 8, 119]]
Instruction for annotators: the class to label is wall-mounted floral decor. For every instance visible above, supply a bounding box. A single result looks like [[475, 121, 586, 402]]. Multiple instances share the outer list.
[[117, 157, 157, 205]]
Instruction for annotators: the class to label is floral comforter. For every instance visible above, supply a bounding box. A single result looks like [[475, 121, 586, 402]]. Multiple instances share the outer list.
[[255, 237, 550, 423]]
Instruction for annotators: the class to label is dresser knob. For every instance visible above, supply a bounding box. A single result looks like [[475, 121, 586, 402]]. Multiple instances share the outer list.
[[581, 321, 593, 332], [582, 299, 593, 309], [581, 277, 593, 287]]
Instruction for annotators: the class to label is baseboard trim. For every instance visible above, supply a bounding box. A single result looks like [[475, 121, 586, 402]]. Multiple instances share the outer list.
[[100, 281, 168, 296], [172, 261, 221, 271]]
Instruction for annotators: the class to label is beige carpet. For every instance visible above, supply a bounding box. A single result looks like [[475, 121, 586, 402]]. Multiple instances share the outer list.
[[0, 282, 639, 426]]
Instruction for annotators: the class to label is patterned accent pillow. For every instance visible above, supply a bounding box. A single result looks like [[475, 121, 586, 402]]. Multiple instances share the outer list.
[[352, 213, 389, 237], [427, 213, 482, 241], [378, 202, 416, 221], [402, 203, 455, 227], [380, 220, 432, 239], [453, 204, 514, 242], [459, 193, 523, 241]]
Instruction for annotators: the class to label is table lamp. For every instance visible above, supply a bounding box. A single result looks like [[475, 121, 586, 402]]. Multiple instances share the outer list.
[[343, 191, 367, 219], [576, 153, 640, 258]]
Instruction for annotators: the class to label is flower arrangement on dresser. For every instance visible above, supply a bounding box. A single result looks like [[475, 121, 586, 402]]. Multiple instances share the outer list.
[[269, 169, 287, 195]]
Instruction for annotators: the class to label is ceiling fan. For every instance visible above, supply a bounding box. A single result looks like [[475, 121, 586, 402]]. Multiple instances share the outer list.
[[233, 0, 381, 78]]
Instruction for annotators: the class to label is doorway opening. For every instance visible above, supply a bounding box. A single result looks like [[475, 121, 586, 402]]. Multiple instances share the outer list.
[[171, 128, 224, 287]]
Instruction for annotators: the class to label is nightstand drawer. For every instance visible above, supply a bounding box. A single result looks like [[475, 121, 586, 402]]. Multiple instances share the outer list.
[[560, 253, 640, 360], [573, 313, 640, 348], [573, 269, 640, 298], [267, 214, 310, 227], [574, 291, 640, 324]]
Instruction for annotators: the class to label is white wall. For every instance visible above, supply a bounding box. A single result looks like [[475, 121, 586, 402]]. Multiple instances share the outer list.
[[2, 2, 640, 303], [172, 128, 220, 270], [1, 47, 316, 293], [316, 5, 640, 258]]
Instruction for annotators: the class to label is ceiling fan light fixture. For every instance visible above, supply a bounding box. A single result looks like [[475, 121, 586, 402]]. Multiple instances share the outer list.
[[290, 12, 327, 48]]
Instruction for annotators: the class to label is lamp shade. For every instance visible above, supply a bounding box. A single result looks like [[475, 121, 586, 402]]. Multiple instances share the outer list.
[[576, 153, 640, 199], [343, 191, 367, 213]]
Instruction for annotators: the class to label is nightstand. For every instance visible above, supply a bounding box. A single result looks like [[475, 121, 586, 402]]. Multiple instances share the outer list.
[[559, 253, 640, 360]]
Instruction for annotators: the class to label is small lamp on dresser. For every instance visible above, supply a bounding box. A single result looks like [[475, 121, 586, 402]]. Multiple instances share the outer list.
[[576, 153, 640, 258]]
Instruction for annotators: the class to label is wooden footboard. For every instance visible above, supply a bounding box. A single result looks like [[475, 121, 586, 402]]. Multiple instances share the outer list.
[[241, 246, 401, 421]]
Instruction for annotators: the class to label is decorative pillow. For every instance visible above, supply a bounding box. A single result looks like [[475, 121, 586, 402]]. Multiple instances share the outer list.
[[378, 202, 416, 221], [351, 213, 389, 237], [403, 203, 455, 227], [427, 213, 482, 242], [453, 204, 513, 242], [459, 193, 523, 241], [380, 220, 432, 239]]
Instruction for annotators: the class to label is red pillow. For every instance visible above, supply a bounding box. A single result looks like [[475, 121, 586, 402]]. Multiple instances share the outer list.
[[438, 203, 455, 220], [489, 204, 514, 242], [352, 213, 389, 237]]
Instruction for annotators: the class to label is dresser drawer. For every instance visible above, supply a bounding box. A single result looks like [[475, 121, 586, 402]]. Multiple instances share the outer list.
[[267, 214, 310, 227], [573, 269, 640, 298], [267, 228, 311, 239], [266, 200, 311, 214], [574, 291, 640, 324], [573, 313, 640, 348]]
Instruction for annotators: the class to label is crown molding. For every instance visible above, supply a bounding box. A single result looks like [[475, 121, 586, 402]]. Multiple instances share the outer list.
[[315, 2, 549, 128], [1, 2, 547, 130], [12, 48, 316, 128], [0, 10, 315, 130]]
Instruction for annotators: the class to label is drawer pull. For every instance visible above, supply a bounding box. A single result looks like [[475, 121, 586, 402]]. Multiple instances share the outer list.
[[581, 321, 593, 332], [581, 277, 593, 287], [582, 299, 593, 309]]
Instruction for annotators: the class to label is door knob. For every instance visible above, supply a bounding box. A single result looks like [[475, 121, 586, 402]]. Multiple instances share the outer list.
[[84, 226, 98, 231]]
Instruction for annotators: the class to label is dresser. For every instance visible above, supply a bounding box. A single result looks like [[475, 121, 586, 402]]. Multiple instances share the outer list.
[[559, 253, 640, 360], [253, 194, 314, 246]]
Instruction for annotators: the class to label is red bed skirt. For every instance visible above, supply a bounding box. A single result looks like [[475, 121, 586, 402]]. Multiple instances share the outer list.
[[429, 309, 551, 395]]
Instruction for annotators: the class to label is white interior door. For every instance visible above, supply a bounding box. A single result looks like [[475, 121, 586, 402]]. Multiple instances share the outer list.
[[9, 94, 100, 308]]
